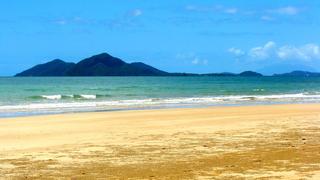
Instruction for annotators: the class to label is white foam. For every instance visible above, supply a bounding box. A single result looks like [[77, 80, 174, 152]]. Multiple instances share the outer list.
[[80, 95, 96, 99], [255, 93, 320, 100], [41, 95, 62, 100], [253, 89, 265, 92], [2, 93, 320, 114]]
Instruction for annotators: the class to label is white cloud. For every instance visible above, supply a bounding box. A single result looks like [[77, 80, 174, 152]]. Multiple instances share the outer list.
[[130, 9, 143, 17], [176, 52, 208, 65], [191, 58, 199, 64], [176, 52, 195, 59], [277, 44, 320, 60], [229, 42, 320, 62], [55, 19, 67, 25], [268, 6, 300, 15], [185, 5, 238, 14], [249, 41, 276, 59], [185, 5, 197, 11], [224, 8, 238, 14], [108, 9, 143, 29], [191, 58, 208, 65], [228, 48, 245, 56], [53, 16, 95, 26], [261, 15, 274, 21]]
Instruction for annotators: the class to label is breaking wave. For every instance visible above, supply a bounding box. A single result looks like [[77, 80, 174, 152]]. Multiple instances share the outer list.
[[29, 94, 112, 100], [2, 93, 320, 117]]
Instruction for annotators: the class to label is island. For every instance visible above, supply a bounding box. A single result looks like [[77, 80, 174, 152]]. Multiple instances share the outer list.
[[15, 52, 319, 77]]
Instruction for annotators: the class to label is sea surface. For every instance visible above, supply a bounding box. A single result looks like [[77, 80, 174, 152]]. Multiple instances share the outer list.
[[1, 76, 320, 117]]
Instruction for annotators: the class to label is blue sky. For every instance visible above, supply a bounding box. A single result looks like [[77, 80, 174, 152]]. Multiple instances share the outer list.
[[1, 0, 320, 75]]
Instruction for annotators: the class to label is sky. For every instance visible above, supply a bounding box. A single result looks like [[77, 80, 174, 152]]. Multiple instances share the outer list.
[[1, 0, 320, 76]]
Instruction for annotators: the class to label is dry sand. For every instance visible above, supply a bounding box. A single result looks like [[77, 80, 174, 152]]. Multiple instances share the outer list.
[[0, 104, 320, 179]]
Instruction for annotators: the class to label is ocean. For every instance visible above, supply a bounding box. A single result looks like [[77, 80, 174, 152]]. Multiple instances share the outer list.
[[1, 76, 320, 117]]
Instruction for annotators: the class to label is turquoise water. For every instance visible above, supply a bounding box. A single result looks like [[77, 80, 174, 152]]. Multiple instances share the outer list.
[[1, 76, 320, 117]]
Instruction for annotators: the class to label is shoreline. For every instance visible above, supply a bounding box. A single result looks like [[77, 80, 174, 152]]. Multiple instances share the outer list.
[[1, 104, 320, 179], [1, 101, 320, 119]]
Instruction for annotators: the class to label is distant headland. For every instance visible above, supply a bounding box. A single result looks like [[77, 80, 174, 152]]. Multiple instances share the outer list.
[[15, 53, 320, 77]]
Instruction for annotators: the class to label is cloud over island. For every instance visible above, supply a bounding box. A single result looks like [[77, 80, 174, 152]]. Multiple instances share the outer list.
[[229, 41, 320, 61]]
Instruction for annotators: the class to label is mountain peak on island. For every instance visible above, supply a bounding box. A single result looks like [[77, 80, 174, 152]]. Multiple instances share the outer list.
[[15, 59, 75, 77], [79, 53, 126, 66], [47, 59, 64, 63], [66, 53, 127, 76], [87, 53, 125, 65], [16, 53, 168, 77], [239, 71, 263, 77], [66, 52, 168, 76]]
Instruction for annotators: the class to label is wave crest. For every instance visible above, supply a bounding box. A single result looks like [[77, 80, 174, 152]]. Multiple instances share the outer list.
[[30, 94, 111, 100], [41, 95, 62, 100]]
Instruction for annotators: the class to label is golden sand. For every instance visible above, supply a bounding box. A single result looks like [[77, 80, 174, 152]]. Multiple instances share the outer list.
[[0, 104, 320, 179]]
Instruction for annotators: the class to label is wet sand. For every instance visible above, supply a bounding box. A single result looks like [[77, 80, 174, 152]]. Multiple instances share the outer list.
[[0, 104, 320, 179]]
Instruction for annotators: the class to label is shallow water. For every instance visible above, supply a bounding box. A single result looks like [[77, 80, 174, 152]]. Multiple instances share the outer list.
[[1, 76, 320, 117]]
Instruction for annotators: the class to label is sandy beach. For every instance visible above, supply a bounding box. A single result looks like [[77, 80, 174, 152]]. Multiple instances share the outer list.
[[0, 104, 320, 179]]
